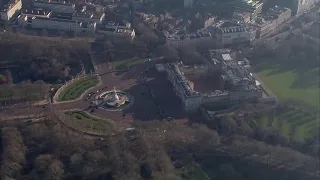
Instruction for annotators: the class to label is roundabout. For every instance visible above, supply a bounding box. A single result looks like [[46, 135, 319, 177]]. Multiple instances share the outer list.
[[94, 87, 134, 111]]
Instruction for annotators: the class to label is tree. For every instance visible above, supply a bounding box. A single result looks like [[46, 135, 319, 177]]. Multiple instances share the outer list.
[[219, 118, 236, 136], [0, 128, 26, 179], [238, 123, 253, 137], [178, 45, 203, 65], [155, 45, 178, 61], [253, 125, 268, 141], [5, 70, 12, 85], [31, 154, 64, 180], [48, 160, 64, 180], [140, 163, 152, 179], [219, 163, 239, 180]]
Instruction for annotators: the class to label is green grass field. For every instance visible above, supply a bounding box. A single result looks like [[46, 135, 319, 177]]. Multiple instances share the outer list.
[[0, 83, 48, 101], [255, 68, 319, 140], [258, 69, 319, 108], [252, 38, 320, 139], [112, 57, 146, 70], [272, 108, 318, 139], [57, 75, 99, 101], [63, 111, 115, 135]]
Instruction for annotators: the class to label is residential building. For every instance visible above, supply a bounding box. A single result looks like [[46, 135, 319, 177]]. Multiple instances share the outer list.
[[213, 20, 256, 45], [72, 4, 105, 24], [33, 0, 75, 13], [164, 30, 215, 47], [230, 0, 264, 22], [253, 6, 291, 38], [0, 0, 22, 20], [17, 10, 96, 34], [98, 21, 135, 39]]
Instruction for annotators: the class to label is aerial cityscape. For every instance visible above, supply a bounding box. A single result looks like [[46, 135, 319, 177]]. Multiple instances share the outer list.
[[0, 0, 319, 179]]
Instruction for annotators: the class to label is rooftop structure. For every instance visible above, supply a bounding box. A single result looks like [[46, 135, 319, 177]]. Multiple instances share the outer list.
[[21, 7, 52, 16], [0, 0, 22, 20]]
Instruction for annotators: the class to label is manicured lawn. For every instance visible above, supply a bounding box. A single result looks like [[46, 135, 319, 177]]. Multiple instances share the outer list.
[[0, 83, 48, 101], [63, 111, 115, 135], [255, 67, 319, 139], [272, 108, 318, 139], [112, 57, 146, 70], [57, 75, 99, 101], [258, 69, 319, 108]]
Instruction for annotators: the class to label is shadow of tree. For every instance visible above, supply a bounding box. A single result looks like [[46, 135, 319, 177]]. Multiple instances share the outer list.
[[123, 68, 187, 121]]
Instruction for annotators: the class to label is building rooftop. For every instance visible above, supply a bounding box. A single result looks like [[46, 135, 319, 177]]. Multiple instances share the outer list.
[[73, 11, 103, 19], [51, 11, 73, 19], [165, 30, 212, 41], [253, 6, 290, 26], [222, 54, 232, 61], [0, 0, 20, 11], [213, 20, 256, 33], [29, 16, 96, 27], [22, 7, 52, 16], [166, 63, 200, 97]]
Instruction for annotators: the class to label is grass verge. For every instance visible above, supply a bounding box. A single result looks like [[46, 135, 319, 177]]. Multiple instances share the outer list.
[[112, 57, 146, 70], [258, 69, 319, 108], [57, 75, 99, 101], [63, 110, 115, 135]]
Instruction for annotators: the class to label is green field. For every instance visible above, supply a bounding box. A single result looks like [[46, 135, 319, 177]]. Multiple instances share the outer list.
[[57, 75, 99, 101], [112, 57, 146, 70], [258, 69, 319, 108], [252, 38, 320, 139], [255, 68, 319, 139], [0, 83, 48, 101], [63, 111, 115, 135], [272, 108, 318, 139]]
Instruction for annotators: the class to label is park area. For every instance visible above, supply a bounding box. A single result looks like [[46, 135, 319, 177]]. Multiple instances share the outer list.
[[61, 110, 115, 135], [252, 33, 320, 140], [57, 75, 99, 101], [0, 83, 49, 102]]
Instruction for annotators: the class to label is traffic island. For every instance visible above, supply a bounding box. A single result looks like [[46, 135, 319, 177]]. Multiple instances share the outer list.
[[60, 110, 116, 136], [56, 75, 99, 102]]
